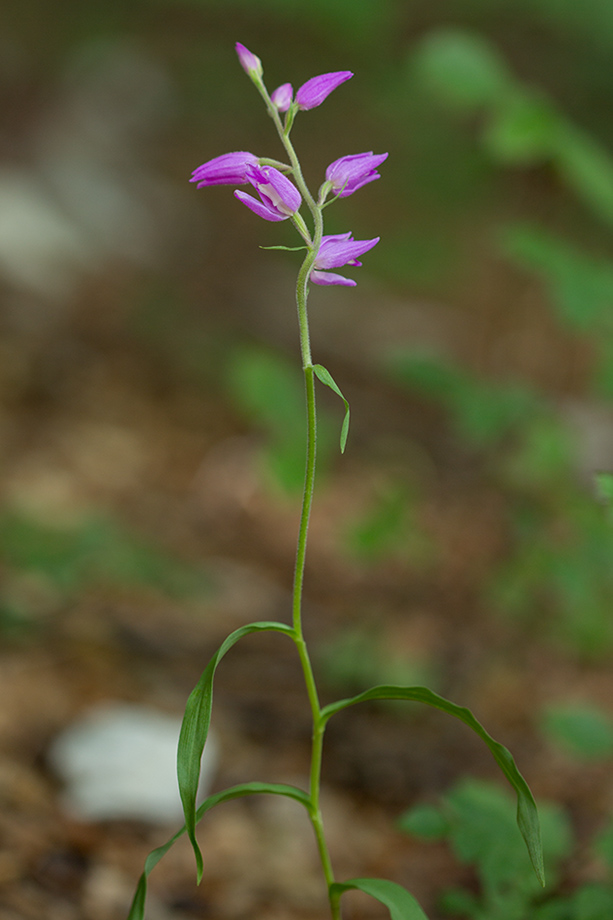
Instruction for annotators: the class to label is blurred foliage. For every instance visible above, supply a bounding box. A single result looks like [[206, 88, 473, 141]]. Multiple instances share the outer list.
[[342, 476, 434, 567], [390, 349, 613, 657], [0, 510, 213, 633], [389, 352, 541, 448], [317, 625, 436, 696], [399, 713, 613, 918], [225, 342, 336, 495], [399, 778, 571, 920], [382, 26, 613, 660], [412, 27, 613, 226], [540, 702, 613, 760]]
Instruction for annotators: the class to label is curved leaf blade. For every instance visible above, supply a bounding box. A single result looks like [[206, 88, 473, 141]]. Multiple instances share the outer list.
[[321, 684, 544, 886], [330, 877, 430, 920], [313, 363, 350, 452], [178, 621, 295, 880], [127, 781, 310, 920]]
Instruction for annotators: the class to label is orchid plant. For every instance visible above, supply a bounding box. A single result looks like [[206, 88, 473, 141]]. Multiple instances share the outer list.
[[127, 43, 544, 920]]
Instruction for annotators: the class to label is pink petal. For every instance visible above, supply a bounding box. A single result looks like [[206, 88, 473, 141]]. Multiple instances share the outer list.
[[310, 270, 356, 286], [234, 190, 289, 221]]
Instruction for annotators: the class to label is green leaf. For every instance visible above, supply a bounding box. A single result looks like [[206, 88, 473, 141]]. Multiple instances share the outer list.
[[388, 351, 539, 446], [127, 781, 310, 920], [483, 92, 562, 165], [555, 126, 613, 228], [541, 703, 613, 761], [313, 364, 350, 452], [177, 621, 295, 880], [596, 472, 613, 505], [397, 803, 449, 840], [413, 29, 512, 112], [330, 877, 430, 920], [595, 820, 613, 870], [321, 684, 544, 886], [227, 345, 304, 431], [260, 245, 308, 251], [500, 223, 613, 332], [442, 778, 571, 891]]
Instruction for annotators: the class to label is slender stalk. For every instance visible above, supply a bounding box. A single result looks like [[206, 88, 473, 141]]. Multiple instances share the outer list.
[[252, 77, 340, 919], [291, 247, 340, 920]]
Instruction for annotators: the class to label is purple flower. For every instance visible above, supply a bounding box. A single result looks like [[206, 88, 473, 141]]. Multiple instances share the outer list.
[[234, 165, 301, 221], [235, 42, 263, 78], [271, 83, 293, 112], [295, 71, 353, 110], [190, 152, 259, 188], [325, 151, 389, 197], [311, 232, 380, 286]]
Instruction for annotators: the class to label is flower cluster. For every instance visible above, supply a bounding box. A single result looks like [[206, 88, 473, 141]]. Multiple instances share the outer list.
[[190, 43, 387, 287]]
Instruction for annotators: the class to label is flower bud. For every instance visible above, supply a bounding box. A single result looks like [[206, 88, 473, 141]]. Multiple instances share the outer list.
[[235, 42, 263, 78], [190, 151, 259, 188], [325, 151, 388, 197], [271, 83, 293, 112], [295, 71, 353, 110]]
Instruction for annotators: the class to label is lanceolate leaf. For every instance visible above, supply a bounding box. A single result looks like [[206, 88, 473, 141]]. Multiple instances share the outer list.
[[260, 244, 308, 250], [178, 621, 295, 881], [127, 781, 310, 920], [330, 877, 430, 920], [313, 364, 350, 452], [320, 684, 544, 886]]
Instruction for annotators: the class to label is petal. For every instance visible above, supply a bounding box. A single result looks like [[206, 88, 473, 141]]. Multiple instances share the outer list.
[[320, 232, 354, 244], [295, 71, 353, 110], [335, 172, 380, 197], [247, 165, 301, 214], [234, 190, 289, 221], [311, 270, 357, 286]]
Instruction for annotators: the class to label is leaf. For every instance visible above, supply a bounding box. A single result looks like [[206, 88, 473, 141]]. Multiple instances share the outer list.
[[413, 29, 512, 112], [596, 472, 613, 505], [541, 703, 613, 761], [313, 364, 350, 452], [483, 92, 562, 165], [330, 877, 430, 920], [127, 781, 310, 920], [555, 126, 613, 228], [320, 684, 544, 886], [397, 803, 449, 840], [260, 245, 308, 251], [177, 621, 295, 880], [500, 223, 613, 332]]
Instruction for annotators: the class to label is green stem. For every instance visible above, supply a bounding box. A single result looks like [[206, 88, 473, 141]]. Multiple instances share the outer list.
[[291, 251, 339, 920], [248, 75, 339, 919], [251, 78, 339, 920]]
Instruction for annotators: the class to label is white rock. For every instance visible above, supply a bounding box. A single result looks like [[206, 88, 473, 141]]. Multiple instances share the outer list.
[[49, 701, 218, 824]]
